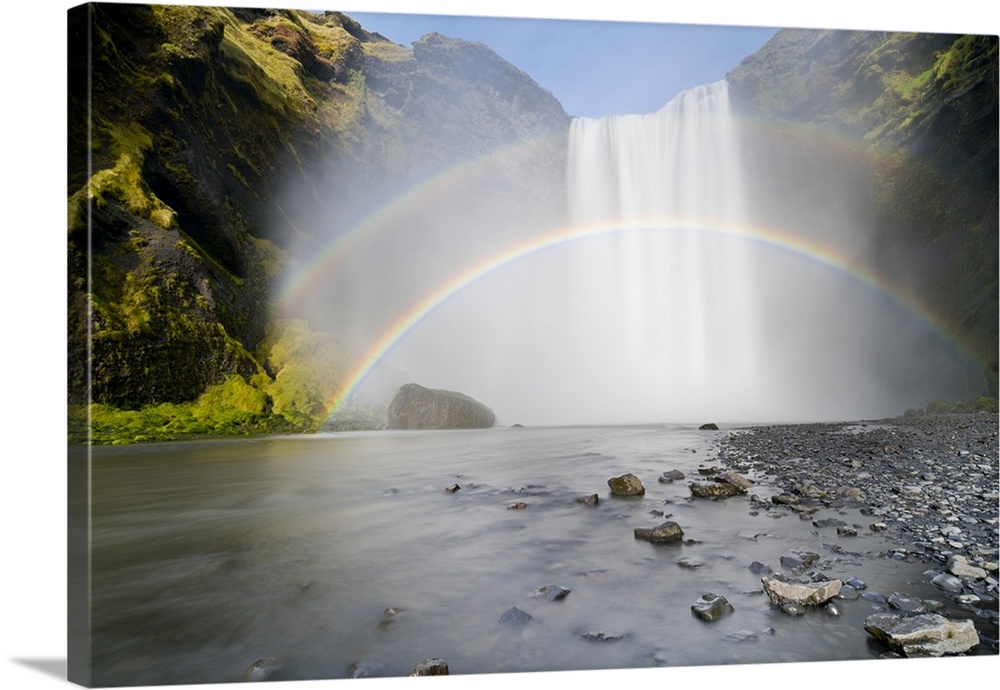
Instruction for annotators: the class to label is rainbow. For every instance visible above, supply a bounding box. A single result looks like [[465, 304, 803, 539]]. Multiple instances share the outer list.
[[273, 126, 568, 316], [320, 216, 979, 423]]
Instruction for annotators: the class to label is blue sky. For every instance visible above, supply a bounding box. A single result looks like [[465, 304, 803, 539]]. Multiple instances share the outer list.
[[334, 1, 997, 119], [341, 10, 777, 118]]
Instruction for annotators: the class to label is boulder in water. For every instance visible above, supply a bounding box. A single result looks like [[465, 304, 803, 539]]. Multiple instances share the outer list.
[[387, 383, 495, 430], [863, 612, 979, 656], [634, 521, 684, 543], [608, 473, 645, 496], [408, 658, 450, 676]]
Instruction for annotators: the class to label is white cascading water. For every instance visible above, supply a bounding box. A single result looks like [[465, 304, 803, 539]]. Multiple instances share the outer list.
[[565, 80, 766, 422]]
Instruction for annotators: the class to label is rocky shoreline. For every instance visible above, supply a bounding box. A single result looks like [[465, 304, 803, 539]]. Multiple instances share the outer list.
[[714, 411, 998, 652]]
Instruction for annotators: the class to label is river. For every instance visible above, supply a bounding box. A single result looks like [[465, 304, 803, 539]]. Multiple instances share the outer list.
[[83, 424, 968, 686]]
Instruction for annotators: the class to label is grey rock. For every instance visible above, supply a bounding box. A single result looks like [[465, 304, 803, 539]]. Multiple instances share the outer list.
[[864, 612, 979, 656], [533, 585, 571, 601], [576, 493, 600, 505], [408, 658, 450, 676], [887, 592, 928, 614], [498, 606, 533, 625], [690, 481, 744, 498], [949, 555, 988, 579], [581, 631, 627, 642], [691, 593, 735, 621], [931, 573, 965, 593], [634, 521, 684, 544], [761, 576, 842, 609], [388, 383, 495, 430], [242, 657, 282, 682]]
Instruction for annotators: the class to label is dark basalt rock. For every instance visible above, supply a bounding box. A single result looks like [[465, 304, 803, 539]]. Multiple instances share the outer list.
[[408, 658, 449, 676], [691, 593, 735, 621], [387, 383, 496, 430]]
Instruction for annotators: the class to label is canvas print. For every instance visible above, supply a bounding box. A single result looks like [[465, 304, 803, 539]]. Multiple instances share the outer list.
[[67, 2, 998, 687]]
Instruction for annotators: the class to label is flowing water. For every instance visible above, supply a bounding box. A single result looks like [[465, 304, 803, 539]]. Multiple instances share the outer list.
[[86, 425, 963, 686]]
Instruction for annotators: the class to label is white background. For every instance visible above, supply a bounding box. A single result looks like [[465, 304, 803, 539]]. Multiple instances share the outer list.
[[3, 1, 997, 689]]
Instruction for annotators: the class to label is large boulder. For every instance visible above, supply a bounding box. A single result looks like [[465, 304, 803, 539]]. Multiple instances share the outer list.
[[864, 612, 979, 657], [387, 383, 496, 430]]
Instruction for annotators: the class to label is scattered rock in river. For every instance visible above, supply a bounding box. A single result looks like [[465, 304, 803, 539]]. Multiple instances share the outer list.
[[812, 517, 847, 529], [608, 473, 645, 496], [498, 606, 533, 625], [242, 657, 282, 682], [887, 592, 929, 614], [532, 585, 571, 601], [507, 501, 527, 510], [761, 576, 842, 612], [724, 629, 760, 643], [634, 521, 684, 544], [949, 555, 988, 580], [659, 469, 686, 483], [576, 493, 600, 506], [444, 483, 460, 494], [930, 573, 965, 594], [677, 557, 703, 569], [864, 612, 979, 656], [691, 593, 734, 621], [581, 631, 627, 643], [408, 658, 450, 676], [689, 481, 743, 498]]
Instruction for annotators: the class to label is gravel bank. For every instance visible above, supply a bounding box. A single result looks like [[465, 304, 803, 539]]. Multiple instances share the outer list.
[[715, 412, 998, 646]]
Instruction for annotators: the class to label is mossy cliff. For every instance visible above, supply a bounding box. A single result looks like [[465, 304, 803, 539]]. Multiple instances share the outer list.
[[727, 30, 998, 394], [67, 4, 568, 443]]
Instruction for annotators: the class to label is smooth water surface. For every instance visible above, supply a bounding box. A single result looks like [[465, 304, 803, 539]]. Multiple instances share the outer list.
[[89, 425, 952, 686]]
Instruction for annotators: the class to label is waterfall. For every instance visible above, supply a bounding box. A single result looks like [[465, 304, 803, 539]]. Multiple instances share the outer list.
[[565, 81, 765, 421]]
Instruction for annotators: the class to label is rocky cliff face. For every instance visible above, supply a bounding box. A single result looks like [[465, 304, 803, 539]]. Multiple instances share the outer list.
[[387, 383, 496, 429], [727, 30, 998, 394]]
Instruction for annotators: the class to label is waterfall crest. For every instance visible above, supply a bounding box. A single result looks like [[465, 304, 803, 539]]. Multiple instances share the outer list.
[[565, 81, 764, 420]]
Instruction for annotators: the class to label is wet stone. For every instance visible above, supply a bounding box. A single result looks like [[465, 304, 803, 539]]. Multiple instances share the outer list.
[[581, 631, 627, 643], [608, 473, 645, 496], [498, 606, 533, 625], [888, 592, 928, 614], [634, 521, 684, 544], [408, 658, 449, 676], [691, 593, 735, 621], [532, 585, 571, 601], [813, 517, 847, 529], [931, 573, 965, 594], [661, 469, 686, 482], [838, 584, 859, 600], [243, 657, 282, 682], [724, 629, 759, 643], [677, 557, 704, 569]]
